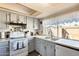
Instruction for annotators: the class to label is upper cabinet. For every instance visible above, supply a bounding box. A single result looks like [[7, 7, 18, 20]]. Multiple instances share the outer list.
[[0, 9, 40, 30], [0, 10, 7, 29], [33, 18, 40, 29], [10, 13, 27, 24], [18, 15, 27, 24], [27, 17, 34, 29], [10, 13, 17, 23], [27, 17, 40, 30], [0, 11, 6, 23]]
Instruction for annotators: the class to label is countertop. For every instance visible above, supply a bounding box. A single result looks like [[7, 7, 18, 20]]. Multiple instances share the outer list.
[[54, 39, 79, 50], [0, 37, 27, 42], [32, 35, 56, 42]]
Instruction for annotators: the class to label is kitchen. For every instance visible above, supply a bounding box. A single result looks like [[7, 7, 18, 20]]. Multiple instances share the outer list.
[[0, 3, 79, 56]]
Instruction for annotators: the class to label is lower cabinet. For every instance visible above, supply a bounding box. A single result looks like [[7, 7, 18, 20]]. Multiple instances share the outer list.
[[46, 41, 55, 56], [41, 40, 47, 56], [35, 38, 42, 54], [56, 45, 79, 56], [35, 38, 55, 56], [0, 41, 9, 56], [28, 38, 35, 53], [0, 46, 9, 56]]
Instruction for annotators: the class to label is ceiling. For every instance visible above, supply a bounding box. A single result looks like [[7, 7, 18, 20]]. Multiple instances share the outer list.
[[0, 3, 78, 19]]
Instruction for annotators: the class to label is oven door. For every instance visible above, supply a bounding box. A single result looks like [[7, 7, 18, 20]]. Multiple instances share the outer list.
[[9, 38, 28, 56]]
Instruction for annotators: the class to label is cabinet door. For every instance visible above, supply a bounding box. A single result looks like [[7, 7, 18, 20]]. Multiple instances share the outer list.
[[10, 13, 17, 23], [19, 15, 26, 24], [56, 45, 79, 56], [46, 41, 55, 56], [0, 46, 9, 56], [0, 11, 7, 29], [35, 38, 39, 52], [35, 38, 42, 54], [37, 39, 41, 53], [28, 39, 34, 53], [33, 19, 39, 29], [38, 39, 42, 55], [27, 17, 33, 29], [6, 12, 10, 23], [41, 40, 47, 56], [0, 41, 9, 56]]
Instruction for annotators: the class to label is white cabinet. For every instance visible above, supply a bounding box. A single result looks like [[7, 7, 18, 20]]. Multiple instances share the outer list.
[[56, 45, 79, 56], [27, 17, 40, 29], [6, 12, 10, 23], [35, 38, 41, 53], [10, 13, 17, 23], [27, 17, 33, 29], [0, 10, 7, 29], [35, 38, 55, 56], [46, 41, 55, 56], [33, 19, 39, 29], [41, 40, 47, 56], [0, 41, 9, 56], [35, 38, 39, 52], [38, 39, 42, 55], [28, 38, 35, 53], [41, 40, 55, 56], [19, 15, 26, 24]]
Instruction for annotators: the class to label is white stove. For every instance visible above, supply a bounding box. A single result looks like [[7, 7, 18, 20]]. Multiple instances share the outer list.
[[9, 32, 28, 56]]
